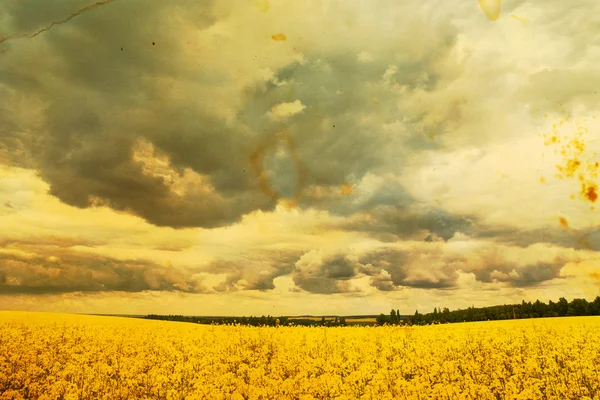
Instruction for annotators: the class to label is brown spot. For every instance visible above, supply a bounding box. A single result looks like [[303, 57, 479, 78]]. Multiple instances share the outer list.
[[271, 33, 287, 41], [341, 184, 353, 196], [584, 184, 598, 203], [0, 0, 117, 44], [559, 217, 569, 229], [152, 42, 155, 46]]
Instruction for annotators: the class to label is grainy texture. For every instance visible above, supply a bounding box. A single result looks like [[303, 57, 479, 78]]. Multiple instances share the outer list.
[[1, 312, 599, 399]]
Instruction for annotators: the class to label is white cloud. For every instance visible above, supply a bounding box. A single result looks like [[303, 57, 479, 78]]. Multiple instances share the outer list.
[[268, 100, 306, 120]]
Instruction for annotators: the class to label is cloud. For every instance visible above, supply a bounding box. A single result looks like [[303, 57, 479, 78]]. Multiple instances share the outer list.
[[292, 251, 363, 294], [359, 247, 459, 290], [0, 243, 207, 294], [203, 250, 300, 292], [289, 246, 458, 294], [472, 224, 600, 252], [286, 239, 583, 294], [444, 240, 581, 288], [341, 204, 475, 242], [0, 0, 275, 228], [268, 100, 306, 120], [520, 69, 600, 113], [0, 0, 466, 229], [2, 0, 600, 315]]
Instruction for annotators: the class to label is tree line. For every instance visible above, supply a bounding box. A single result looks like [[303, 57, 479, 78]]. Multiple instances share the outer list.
[[377, 296, 600, 326], [142, 296, 600, 327], [143, 314, 349, 327]]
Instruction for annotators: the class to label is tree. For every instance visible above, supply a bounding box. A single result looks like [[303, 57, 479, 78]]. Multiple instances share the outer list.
[[533, 299, 546, 318], [557, 297, 569, 316], [567, 298, 589, 316], [591, 296, 600, 315], [413, 310, 423, 325], [376, 313, 389, 325]]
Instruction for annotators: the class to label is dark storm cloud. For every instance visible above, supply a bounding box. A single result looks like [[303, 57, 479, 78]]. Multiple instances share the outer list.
[[371, 274, 395, 291], [204, 251, 300, 292], [288, 240, 579, 294], [0, 0, 273, 228], [467, 257, 573, 288], [291, 247, 459, 294], [474, 224, 600, 252], [241, 49, 452, 211], [0, 246, 207, 294], [359, 247, 459, 289], [292, 252, 363, 294], [339, 201, 600, 253], [0, 0, 464, 229], [340, 204, 476, 242]]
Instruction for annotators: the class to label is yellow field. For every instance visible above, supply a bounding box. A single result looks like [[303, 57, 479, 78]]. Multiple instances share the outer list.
[[1, 312, 599, 400], [344, 318, 376, 325]]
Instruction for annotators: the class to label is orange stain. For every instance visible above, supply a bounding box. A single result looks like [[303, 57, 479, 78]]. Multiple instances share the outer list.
[[341, 184, 353, 196], [250, 130, 305, 206], [544, 116, 600, 206], [271, 33, 287, 41], [478, 0, 502, 21], [282, 199, 298, 209], [559, 217, 569, 229], [584, 184, 598, 203]]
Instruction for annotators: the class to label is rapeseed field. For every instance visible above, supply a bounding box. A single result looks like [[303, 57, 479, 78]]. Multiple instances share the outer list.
[[1, 312, 599, 399]]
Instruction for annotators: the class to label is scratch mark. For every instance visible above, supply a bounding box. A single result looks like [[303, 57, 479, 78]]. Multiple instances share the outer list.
[[0, 0, 117, 44], [511, 14, 528, 23]]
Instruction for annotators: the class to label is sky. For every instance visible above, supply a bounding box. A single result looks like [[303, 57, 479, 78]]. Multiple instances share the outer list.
[[1, 0, 599, 316]]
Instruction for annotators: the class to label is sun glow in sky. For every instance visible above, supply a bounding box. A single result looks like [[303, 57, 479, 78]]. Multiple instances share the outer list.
[[1, 0, 599, 316]]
